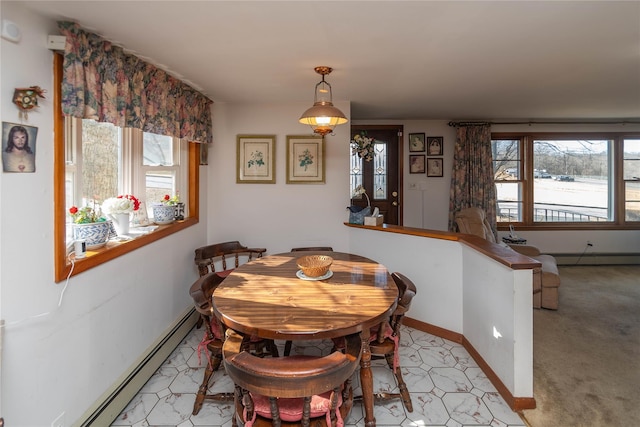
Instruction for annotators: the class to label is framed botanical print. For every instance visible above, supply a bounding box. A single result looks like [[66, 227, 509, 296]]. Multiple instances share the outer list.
[[236, 135, 276, 183], [286, 135, 325, 183]]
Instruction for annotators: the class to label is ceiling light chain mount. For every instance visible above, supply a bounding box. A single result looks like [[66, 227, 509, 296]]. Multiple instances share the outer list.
[[299, 66, 348, 137]]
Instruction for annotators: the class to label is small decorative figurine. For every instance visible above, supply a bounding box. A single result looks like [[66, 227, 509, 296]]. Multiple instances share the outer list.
[[13, 86, 47, 120]]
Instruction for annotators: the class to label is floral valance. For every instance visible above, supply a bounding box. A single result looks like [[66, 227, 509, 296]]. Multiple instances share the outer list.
[[58, 21, 212, 143]]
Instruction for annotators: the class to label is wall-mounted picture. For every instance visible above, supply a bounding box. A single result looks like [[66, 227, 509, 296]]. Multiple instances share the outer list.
[[409, 133, 425, 152], [427, 158, 443, 177], [409, 154, 425, 174], [2, 122, 38, 173], [427, 136, 443, 156], [236, 135, 276, 183], [286, 135, 325, 184]]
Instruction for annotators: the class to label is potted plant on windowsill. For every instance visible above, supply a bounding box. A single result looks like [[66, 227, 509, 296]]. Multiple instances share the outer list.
[[69, 204, 110, 249], [101, 194, 140, 235], [152, 194, 179, 225]]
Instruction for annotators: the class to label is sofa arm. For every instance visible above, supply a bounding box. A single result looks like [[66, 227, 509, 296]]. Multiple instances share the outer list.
[[508, 244, 541, 257]]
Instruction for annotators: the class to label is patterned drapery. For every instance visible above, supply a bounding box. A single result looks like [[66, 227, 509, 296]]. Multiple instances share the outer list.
[[58, 21, 212, 143], [447, 124, 497, 235]]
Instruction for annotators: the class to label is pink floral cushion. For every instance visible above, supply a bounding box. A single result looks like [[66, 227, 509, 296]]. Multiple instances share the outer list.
[[215, 269, 233, 278], [332, 324, 400, 372], [243, 389, 344, 427]]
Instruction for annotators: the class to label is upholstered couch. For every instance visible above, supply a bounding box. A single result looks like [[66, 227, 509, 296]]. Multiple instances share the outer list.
[[454, 207, 560, 309]]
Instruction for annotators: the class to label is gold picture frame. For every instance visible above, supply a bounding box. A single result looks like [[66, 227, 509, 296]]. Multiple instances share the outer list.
[[236, 135, 276, 183], [286, 135, 325, 184]]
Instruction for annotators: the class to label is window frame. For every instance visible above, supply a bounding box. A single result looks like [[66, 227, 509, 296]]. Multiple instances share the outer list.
[[493, 131, 640, 231], [54, 54, 200, 282]]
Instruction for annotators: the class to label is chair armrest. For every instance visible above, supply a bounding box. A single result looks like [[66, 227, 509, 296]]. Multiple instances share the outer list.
[[508, 244, 541, 257]]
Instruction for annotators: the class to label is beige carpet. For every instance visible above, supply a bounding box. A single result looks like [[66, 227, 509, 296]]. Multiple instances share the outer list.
[[521, 265, 640, 427]]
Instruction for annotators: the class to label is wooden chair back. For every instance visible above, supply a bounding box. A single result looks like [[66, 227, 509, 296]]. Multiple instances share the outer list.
[[195, 241, 266, 277], [223, 330, 361, 426]]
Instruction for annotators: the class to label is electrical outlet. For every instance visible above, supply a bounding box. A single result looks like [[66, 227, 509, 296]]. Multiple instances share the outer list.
[[51, 412, 65, 427]]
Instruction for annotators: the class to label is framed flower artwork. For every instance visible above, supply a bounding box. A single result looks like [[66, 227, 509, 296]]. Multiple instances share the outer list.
[[236, 135, 276, 183], [286, 135, 325, 184]]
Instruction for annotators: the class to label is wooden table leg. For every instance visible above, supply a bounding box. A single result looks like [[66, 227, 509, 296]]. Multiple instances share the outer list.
[[360, 334, 376, 427]]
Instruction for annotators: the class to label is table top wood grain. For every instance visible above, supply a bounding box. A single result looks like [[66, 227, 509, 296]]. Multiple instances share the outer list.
[[212, 251, 398, 341]]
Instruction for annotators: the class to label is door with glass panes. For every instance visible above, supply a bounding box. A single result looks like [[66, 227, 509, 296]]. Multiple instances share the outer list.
[[350, 126, 402, 225]]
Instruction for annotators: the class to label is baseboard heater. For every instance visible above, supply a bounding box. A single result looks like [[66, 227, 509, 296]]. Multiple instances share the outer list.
[[553, 252, 640, 266], [75, 308, 199, 427]]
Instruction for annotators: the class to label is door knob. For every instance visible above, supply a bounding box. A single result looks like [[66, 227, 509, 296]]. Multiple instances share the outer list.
[[392, 201, 399, 206]]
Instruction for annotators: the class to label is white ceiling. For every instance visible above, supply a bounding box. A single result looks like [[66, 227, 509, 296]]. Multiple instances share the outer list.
[[20, 0, 640, 122]]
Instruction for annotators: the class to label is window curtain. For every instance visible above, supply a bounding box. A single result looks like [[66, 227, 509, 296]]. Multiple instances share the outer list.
[[447, 124, 497, 235], [58, 21, 212, 144]]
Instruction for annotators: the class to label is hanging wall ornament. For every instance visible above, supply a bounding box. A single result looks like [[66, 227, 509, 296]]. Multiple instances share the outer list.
[[13, 86, 46, 120]]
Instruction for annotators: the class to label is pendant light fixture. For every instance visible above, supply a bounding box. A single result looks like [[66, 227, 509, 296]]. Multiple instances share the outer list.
[[299, 66, 348, 136]]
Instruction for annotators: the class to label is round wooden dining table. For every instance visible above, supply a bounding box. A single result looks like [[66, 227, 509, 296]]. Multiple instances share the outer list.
[[212, 251, 398, 427]]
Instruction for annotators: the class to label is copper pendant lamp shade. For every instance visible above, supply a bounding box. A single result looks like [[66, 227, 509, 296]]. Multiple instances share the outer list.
[[299, 66, 348, 136]]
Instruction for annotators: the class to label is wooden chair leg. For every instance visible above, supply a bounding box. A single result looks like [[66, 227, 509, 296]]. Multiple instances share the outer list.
[[385, 353, 413, 412], [192, 350, 223, 415]]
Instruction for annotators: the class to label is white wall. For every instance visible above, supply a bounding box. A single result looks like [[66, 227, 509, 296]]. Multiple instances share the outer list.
[[0, 4, 207, 426], [347, 226, 533, 399], [208, 101, 352, 254]]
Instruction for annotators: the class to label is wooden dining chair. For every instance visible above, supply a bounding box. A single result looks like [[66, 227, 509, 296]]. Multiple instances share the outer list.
[[189, 272, 279, 416], [368, 272, 417, 412], [223, 329, 362, 427], [285, 246, 335, 356], [195, 241, 267, 277], [193, 241, 266, 328]]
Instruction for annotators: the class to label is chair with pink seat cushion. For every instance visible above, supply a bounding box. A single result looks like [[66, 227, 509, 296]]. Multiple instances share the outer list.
[[189, 272, 278, 416], [223, 329, 362, 427], [368, 272, 417, 413], [330, 272, 416, 413]]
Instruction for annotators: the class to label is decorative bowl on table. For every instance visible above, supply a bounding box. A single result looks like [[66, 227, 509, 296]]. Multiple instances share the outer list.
[[296, 255, 333, 278]]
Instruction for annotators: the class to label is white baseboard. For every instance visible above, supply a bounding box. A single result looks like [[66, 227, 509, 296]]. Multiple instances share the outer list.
[[74, 308, 199, 427]]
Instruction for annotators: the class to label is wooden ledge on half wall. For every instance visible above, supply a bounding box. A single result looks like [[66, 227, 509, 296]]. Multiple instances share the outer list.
[[344, 222, 541, 271]]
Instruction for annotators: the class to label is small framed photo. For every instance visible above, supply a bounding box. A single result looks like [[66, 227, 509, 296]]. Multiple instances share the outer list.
[[427, 158, 443, 177], [237, 135, 276, 183], [286, 135, 325, 184], [409, 133, 425, 152], [427, 136, 443, 156], [409, 154, 425, 174], [2, 122, 38, 173]]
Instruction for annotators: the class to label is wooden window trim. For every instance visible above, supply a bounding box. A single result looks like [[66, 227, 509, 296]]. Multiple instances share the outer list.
[[53, 54, 200, 282], [493, 131, 640, 232]]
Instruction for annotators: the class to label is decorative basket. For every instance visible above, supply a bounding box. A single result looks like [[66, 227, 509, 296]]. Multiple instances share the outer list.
[[297, 255, 333, 278]]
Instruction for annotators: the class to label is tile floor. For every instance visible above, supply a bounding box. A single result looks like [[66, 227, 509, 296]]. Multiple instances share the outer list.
[[111, 325, 526, 427]]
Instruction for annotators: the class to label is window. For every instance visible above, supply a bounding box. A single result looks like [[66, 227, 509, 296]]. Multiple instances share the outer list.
[[624, 139, 640, 221], [54, 55, 199, 282], [492, 132, 640, 229]]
